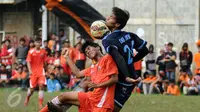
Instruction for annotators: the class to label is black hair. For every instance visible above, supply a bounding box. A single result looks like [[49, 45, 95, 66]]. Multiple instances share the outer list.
[[168, 42, 173, 47], [1, 64, 6, 68], [182, 43, 188, 50], [112, 7, 130, 29], [149, 44, 154, 53], [20, 38, 26, 42], [81, 41, 103, 55], [5, 39, 11, 43], [59, 29, 64, 32], [50, 73, 55, 77], [34, 37, 42, 42]]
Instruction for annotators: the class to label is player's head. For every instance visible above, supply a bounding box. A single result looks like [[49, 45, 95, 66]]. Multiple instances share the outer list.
[[82, 41, 103, 59], [34, 37, 42, 49], [106, 7, 130, 31]]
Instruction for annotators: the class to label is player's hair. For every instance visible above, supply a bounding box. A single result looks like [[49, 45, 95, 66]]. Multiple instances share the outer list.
[[20, 38, 26, 42], [34, 37, 42, 42], [81, 41, 103, 55], [112, 7, 130, 29]]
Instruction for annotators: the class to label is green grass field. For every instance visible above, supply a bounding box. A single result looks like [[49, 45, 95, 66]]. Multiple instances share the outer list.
[[0, 88, 200, 112]]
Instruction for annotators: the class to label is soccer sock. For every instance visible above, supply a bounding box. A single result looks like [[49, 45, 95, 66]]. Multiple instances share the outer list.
[[39, 105, 49, 112], [25, 88, 32, 105], [38, 90, 44, 106], [51, 96, 61, 106]]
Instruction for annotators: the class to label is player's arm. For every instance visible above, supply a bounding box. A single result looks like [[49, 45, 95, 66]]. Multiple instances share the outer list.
[[131, 33, 149, 63], [88, 74, 118, 89], [63, 49, 84, 78], [27, 61, 32, 75], [107, 45, 132, 78]]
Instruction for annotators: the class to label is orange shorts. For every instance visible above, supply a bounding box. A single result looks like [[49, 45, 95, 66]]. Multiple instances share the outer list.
[[78, 92, 113, 112], [93, 107, 113, 112], [78, 92, 92, 112], [29, 75, 46, 88]]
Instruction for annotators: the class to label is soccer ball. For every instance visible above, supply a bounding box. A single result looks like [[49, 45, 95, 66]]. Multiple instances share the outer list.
[[90, 20, 110, 39]]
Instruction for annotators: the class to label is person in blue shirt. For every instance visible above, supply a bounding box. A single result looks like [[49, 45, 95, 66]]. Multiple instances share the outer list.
[[47, 73, 61, 92], [102, 7, 149, 112]]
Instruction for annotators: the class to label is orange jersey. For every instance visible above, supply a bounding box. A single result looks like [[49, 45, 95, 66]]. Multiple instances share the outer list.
[[26, 49, 47, 76], [48, 40, 55, 50], [82, 55, 118, 110], [194, 53, 200, 74], [144, 76, 157, 81], [167, 85, 180, 96], [179, 75, 189, 82], [74, 50, 86, 61], [11, 72, 27, 80]]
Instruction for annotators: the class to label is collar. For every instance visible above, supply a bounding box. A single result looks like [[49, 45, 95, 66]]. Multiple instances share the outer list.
[[102, 30, 121, 40]]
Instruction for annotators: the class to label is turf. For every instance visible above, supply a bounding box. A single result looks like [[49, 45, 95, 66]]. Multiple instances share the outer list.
[[0, 88, 199, 112]]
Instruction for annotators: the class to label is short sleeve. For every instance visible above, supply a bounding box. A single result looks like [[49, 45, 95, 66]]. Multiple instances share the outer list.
[[131, 33, 147, 50], [104, 55, 119, 77], [81, 67, 92, 77]]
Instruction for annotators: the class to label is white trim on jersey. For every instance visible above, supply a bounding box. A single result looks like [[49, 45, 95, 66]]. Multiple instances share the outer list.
[[97, 87, 108, 108]]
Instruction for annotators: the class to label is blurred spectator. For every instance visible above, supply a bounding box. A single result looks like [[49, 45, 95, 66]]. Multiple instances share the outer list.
[[0, 64, 10, 87], [1, 39, 13, 66], [179, 43, 193, 76], [59, 29, 67, 45], [48, 33, 56, 52], [10, 66, 27, 88], [15, 38, 28, 65], [57, 67, 70, 89], [76, 36, 83, 44], [27, 40, 35, 51], [142, 70, 157, 95], [183, 75, 199, 95], [164, 42, 177, 82], [55, 36, 61, 52], [156, 49, 166, 79], [54, 51, 61, 66], [145, 44, 156, 75], [194, 40, 200, 76], [178, 69, 189, 92], [43, 40, 51, 56], [134, 59, 142, 78], [46, 52, 55, 65], [165, 80, 180, 96], [74, 43, 86, 70], [47, 73, 61, 92]]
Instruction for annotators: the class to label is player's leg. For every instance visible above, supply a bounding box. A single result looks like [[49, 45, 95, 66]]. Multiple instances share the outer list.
[[40, 91, 80, 112], [114, 83, 135, 112], [24, 76, 36, 106], [38, 76, 46, 109]]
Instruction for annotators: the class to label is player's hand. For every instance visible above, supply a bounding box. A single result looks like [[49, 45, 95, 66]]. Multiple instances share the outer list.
[[88, 82, 98, 89], [126, 77, 142, 83]]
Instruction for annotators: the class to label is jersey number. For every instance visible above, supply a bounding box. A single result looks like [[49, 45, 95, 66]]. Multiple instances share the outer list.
[[123, 40, 134, 65]]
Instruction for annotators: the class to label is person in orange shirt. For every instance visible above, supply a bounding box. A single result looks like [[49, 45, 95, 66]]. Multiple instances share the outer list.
[[142, 70, 158, 95], [10, 66, 27, 86], [165, 80, 180, 96], [40, 41, 118, 112], [178, 69, 189, 91], [48, 33, 56, 51], [194, 40, 200, 76], [74, 43, 86, 70], [24, 37, 47, 109]]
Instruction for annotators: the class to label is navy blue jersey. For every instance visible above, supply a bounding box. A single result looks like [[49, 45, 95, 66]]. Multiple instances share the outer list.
[[102, 30, 147, 84]]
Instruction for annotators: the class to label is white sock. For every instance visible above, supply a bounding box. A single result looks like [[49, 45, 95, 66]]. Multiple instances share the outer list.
[[27, 88, 31, 96], [51, 96, 61, 105], [38, 90, 44, 99]]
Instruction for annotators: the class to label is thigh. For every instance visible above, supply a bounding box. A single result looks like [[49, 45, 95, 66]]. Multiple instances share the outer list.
[[78, 92, 92, 112], [29, 76, 38, 88], [38, 76, 46, 86], [114, 83, 134, 109]]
